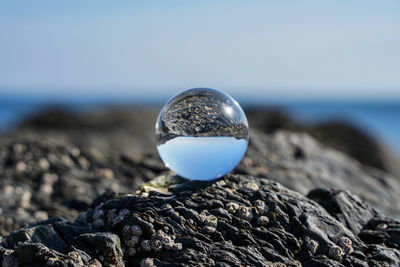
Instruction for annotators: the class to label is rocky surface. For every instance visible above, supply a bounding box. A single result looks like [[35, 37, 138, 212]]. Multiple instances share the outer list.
[[236, 129, 400, 218], [2, 126, 399, 237], [1, 107, 400, 266], [0, 138, 166, 236], [1, 174, 400, 266], [246, 108, 400, 176]]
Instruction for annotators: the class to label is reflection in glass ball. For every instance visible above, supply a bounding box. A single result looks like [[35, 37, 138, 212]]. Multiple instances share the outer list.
[[155, 88, 249, 180]]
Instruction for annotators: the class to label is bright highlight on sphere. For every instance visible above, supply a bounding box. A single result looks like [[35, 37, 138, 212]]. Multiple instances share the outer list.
[[155, 88, 249, 180]]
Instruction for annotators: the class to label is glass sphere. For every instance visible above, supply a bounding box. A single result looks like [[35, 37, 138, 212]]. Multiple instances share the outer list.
[[155, 88, 249, 180]]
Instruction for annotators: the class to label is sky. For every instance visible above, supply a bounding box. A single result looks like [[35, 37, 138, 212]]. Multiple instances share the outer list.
[[0, 0, 399, 101]]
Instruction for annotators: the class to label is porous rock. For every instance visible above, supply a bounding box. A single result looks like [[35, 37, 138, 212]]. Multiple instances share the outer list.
[[1, 174, 399, 266], [0, 139, 165, 235], [237, 129, 400, 218], [1, 108, 400, 266]]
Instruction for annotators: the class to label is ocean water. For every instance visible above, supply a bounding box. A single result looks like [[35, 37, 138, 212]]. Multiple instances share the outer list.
[[0, 101, 44, 131], [157, 136, 248, 180]]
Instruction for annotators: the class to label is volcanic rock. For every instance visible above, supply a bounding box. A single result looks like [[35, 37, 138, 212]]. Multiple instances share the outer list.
[[237, 129, 400, 218], [1, 174, 400, 266], [1, 107, 400, 266], [0, 138, 166, 236]]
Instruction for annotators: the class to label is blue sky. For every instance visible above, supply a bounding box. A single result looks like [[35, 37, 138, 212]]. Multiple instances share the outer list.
[[0, 0, 399, 100]]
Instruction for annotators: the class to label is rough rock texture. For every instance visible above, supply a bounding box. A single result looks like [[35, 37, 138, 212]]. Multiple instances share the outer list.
[[236, 129, 400, 218], [0, 138, 166, 236], [2, 128, 399, 237], [1, 107, 400, 266], [307, 188, 377, 234], [1, 174, 400, 266], [6, 108, 400, 217]]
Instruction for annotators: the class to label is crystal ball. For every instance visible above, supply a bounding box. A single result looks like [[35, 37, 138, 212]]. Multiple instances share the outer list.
[[155, 88, 249, 180]]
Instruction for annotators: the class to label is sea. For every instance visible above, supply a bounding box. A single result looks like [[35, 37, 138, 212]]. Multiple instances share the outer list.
[[0, 96, 399, 155]]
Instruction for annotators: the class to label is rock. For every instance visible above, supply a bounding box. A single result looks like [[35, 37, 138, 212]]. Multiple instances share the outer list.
[[4, 107, 400, 217], [360, 217, 400, 249], [12, 107, 400, 176], [246, 108, 400, 174], [1, 107, 400, 265], [74, 232, 124, 267], [307, 188, 376, 234], [0, 139, 166, 235], [237, 129, 400, 218], [359, 230, 390, 245], [7, 107, 160, 159], [1, 174, 399, 266]]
